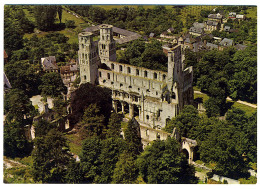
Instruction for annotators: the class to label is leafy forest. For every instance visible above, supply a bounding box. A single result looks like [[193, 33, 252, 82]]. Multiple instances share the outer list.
[[3, 5, 257, 184]]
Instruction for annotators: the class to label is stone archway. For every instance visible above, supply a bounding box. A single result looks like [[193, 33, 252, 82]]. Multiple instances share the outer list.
[[181, 148, 189, 162], [181, 138, 197, 164]]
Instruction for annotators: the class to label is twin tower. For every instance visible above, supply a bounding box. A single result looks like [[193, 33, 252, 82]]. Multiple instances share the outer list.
[[78, 24, 194, 128], [78, 24, 116, 84]]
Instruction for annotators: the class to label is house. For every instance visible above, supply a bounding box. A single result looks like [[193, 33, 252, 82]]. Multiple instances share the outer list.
[[206, 42, 219, 50], [184, 37, 196, 49], [236, 14, 245, 20], [41, 56, 59, 72], [219, 38, 233, 50], [189, 22, 205, 36], [193, 41, 206, 52], [4, 73, 12, 92], [229, 12, 236, 19], [235, 44, 247, 51], [205, 20, 219, 31], [149, 33, 155, 38], [224, 26, 231, 32], [167, 27, 174, 33], [60, 64, 79, 86], [208, 13, 223, 23]]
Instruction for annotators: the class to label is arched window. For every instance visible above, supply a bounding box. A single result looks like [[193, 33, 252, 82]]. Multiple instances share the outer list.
[[127, 67, 131, 74], [107, 73, 110, 80], [172, 92, 176, 99], [111, 63, 114, 70], [119, 65, 123, 72], [144, 71, 148, 78], [154, 72, 157, 79], [163, 74, 166, 80], [146, 115, 149, 120], [99, 72, 102, 77], [136, 69, 139, 76]]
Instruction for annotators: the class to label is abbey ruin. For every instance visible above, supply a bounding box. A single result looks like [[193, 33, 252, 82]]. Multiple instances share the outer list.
[[78, 24, 194, 131]]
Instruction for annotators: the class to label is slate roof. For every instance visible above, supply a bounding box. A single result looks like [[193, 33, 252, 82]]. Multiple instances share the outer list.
[[41, 56, 58, 71], [83, 24, 141, 44], [193, 22, 205, 29], [60, 65, 79, 74], [207, 20, 218, 26], [4, 72, 12, 89], [235, 44, 247, 51], [208, 13, 223, 19], [206, 42, 218, 49], [219, 38, 233, 47], [190, 27, 203, 34]]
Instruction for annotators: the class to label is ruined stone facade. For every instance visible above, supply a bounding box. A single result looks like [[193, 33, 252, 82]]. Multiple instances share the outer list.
[[78, 24, 194, 130]]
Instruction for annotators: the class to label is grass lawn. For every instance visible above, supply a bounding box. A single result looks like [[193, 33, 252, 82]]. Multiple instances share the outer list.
[[65, 133, 82, 155], [245, 6, 257, 19], [23, 7, 90, 44], [194, 89, 256, 116]]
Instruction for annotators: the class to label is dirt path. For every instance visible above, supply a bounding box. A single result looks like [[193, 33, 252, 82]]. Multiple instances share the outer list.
[[194, 91, 257, 109]]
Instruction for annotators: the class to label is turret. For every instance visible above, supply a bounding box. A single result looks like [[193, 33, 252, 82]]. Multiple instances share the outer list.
[[98, 24, 116, 62]]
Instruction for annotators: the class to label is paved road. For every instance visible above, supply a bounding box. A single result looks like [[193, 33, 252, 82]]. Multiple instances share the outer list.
[[194, 91, 257, 109]]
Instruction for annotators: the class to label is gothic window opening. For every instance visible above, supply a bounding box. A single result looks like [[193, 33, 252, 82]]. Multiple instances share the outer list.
[[127, 67, 131, 74], [119, 65, 123, 72], [136, 69, 139, 76], [111, 63, 114, 70], [107, 73, 110, 80], [146, 115, 149, 120], [163, 74, 166, 80], [99, 72, 102, 77], [154, 72, 157, 79], [144, 71, 148, 77], [84, 75, 86, 80]]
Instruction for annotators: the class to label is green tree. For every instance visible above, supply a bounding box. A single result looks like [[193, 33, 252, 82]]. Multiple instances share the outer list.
[[164, 105, 200, 137], [106, 112, 122, 138], [199, 121, 249, 179], [4, 60, 41, 97], [95, 137, 126, 183], [4, 121, 32, 158], [79, 104, 105, 139], [33, 119, 56, 138], [64, 161, 85, 183], [112, 152, 139, 183], [4, 88, 35, 122], [80, 136, 102, 183], [137, 137, 198, 184], [34, 5, 58, 31], [32, 129, 73, 183], [124, 118, 143, 156], [80, 136, 126, 183], [38, 72, 66, 97]]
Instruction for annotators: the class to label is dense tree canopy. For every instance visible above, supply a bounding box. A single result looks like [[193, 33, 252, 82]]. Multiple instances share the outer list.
[[137, 137, 198, 184], [32, 129, 73, 183], [38, 72, 67, 97]]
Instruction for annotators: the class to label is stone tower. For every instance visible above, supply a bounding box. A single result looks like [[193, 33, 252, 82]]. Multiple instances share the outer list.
[[167, 45, 184, 112], [78, 32, 100, 84], [98, 24, 116, 63]]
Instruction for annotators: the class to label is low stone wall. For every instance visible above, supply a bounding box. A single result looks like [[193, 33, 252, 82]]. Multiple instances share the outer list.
[[211, 174, 240, 184]]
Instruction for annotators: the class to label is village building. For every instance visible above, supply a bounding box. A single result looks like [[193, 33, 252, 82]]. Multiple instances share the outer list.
[[204, 20, 219, 32], [208, 13, 223, 23], [219, 38, 233, 50], [41, 56, 59, 72], [4, 51, 12, 93], [78, 24, 194, 131], [189, 22, 205, 36], [60, 64, 79, 87]]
